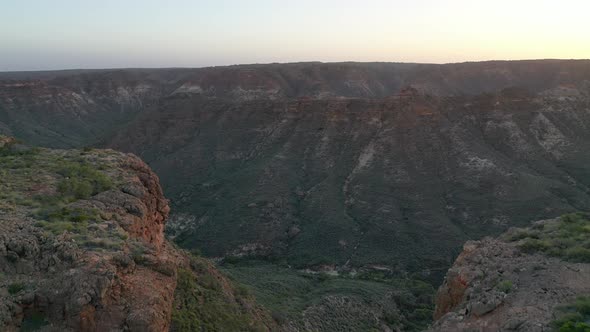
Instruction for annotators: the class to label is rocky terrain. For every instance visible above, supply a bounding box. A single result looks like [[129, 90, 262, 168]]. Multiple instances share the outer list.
[[0, 137, 275, 331], [1, 60, 590, 330], [431, 213, 590, 331]]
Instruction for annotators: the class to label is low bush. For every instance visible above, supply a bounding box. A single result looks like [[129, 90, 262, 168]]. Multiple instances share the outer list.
[[511, 213, 590, 263], [130, 240, 150, 264], [35, 220, 89, 235], [57, 162, 112, 200], [8, 282, 25, 295], [20, 311, 48, 331], [496, 280, 513, 293], [0, 141, 39, 157], [34, 206, 98, 234], [36, 206, 99, 223], [552, 297, 590, 332], [556, 321, 590, 332], [171, 269, 265, 332], [85, 238, 122, 250]]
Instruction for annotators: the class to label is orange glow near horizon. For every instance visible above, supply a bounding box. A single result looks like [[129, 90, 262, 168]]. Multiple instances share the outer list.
[[1, 0, 589, 70]]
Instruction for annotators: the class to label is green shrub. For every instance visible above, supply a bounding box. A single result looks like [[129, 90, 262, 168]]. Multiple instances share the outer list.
[[8, 282, 25, 295], [508, 230, 538, 241], [562, 213, 588, 224], [132, 254, 148, 265], [56, 162, 112, 200], [37, 206, 98, 223], [34, 206, 97, 234], [189, 257, 208, 274], [234, 284, 251, 297], [35, 220, 89, 235], [512, 213, 590, 263], [520, 239, 551, 252], [0, 141, 39, 157], [130, 240, 150, 264], [557, 321, 590, 332], [565, 247, 590, 262], [496, 280, 513, 293], [58, 179, 93, 199], [552, 297, 590, 331], [85, 238, 122, 250], [171, 269, 264, 332], [20, 311, 48, 331], [198, 274, 221, 291]]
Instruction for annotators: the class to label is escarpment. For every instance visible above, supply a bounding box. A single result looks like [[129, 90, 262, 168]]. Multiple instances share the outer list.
[[0, 138, 276, 331]]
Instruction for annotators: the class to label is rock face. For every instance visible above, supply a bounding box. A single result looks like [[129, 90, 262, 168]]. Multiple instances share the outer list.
[[0, 140, 275, 331], [430, 216, 590, 331]]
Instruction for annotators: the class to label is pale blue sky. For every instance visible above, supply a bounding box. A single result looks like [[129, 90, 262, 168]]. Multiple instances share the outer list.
[[1, 0, 589, 70]]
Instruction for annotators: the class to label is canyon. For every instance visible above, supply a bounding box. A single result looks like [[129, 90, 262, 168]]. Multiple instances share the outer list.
[[1, 60, 590, 330]]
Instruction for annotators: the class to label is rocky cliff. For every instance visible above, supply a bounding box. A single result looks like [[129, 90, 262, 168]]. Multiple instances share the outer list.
[[0, 137, 275, 331], [431, 213, 590, 331]]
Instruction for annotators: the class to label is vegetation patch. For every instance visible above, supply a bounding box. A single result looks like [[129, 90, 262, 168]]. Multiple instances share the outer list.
[[8, 282, 25, 295], [56, 162, 113, 200], [509, 213, 590, 263], [496, 280, 513, 293], [551, 296, 590, 332], [0, 139, 39, 157], [0, 146, 114, 213], [33, 206, 100, 236], [35, 220, 89, 235], [0, 144, 128, 253], [36, 206, 99, 223], [221, 261, 434, 331], [171, 267, 267, 332], [20, 311, 49, 332]]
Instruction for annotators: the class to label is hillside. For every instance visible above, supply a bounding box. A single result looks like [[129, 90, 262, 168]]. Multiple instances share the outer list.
[[109, 87, 590, 277], [0, 137, 275, 331], [1, 60, 590, 330]]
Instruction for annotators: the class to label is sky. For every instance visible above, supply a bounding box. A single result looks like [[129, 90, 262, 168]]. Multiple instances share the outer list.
[[1, 0, 589, 71]]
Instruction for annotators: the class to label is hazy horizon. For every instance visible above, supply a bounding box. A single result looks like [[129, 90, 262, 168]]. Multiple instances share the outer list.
[[2, 58, 590, 74], [2, 0, 589, 71]]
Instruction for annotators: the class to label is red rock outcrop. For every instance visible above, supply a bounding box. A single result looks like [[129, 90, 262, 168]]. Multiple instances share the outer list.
[[433, 242, 481, 320], [430, 219, 590, 331], [0, 145, 275, 331], [117, 154, 171, 250]]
